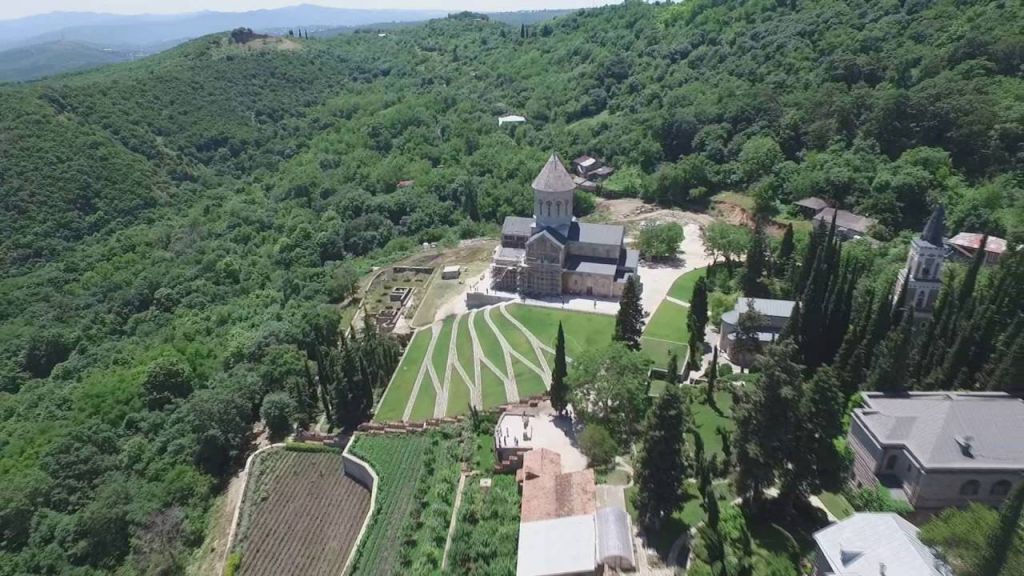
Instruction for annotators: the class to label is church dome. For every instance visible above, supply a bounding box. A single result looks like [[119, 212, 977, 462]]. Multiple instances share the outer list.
[[532, 154, 576, 194]]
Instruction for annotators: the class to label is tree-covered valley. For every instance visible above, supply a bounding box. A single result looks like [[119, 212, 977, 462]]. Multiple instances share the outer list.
[[1, 0, 1022, 573]]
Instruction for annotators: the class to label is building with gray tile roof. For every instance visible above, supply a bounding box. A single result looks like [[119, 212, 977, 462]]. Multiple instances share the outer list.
[[812, 513, 951, 576], [848, 392, 1024, 510], [492, 155, 640, 299], [718, 298, 796, 368], [813, 207, 877, 238]]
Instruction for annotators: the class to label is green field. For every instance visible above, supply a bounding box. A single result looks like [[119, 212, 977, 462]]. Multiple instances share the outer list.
[[349, 432, 461, 575], [505, 304, 615, 357], [375, 329, 432, 422], [667, 267, 708, 302], [689, 389, 736, 459], [380, 304, 618, 421], [642, 299, 690, 368]]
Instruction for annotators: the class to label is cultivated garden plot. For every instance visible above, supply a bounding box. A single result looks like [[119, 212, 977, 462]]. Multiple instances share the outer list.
[[375, 303, 617, 422], [231, 448, 371, 576], [349, 431, 463, 576]]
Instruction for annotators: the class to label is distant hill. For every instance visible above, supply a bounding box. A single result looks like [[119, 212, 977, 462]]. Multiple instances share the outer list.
[[0, 5, 447, 51], [0, 40, 141, 82]]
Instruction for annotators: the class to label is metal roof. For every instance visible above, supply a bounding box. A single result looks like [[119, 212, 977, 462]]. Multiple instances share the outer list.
[[516, 515, 596, 576], [948, 232, 1007, 254], [813, 513, 951, 576], [596, 507, 635, 570], [568, 221, 625, 246], [794, 196, 829, 210], [721, 298, 796, 324], [620, 248, 639, 271], [565, 256, 618, 276], [814, 207, 876, 234], [857, 392, 1024, 470], [532, 154, 576, 194], [502, 216, 535, 237]]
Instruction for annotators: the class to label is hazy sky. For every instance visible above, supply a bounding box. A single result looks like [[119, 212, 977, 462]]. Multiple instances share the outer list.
[[3, 1, 614, 20]]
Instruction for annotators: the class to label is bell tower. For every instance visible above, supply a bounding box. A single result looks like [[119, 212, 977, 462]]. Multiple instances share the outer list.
[[895, 206, 946, 318], [531, 154, 575, 234]]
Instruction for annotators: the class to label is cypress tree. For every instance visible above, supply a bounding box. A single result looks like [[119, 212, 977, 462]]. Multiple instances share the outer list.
[[706, 347, 719, 407], [614, 275, 644, 351], [635, 384, 688, 529], [985, 320, 1023, 392], [779, 301, 802, 346], [550, 322, 569, 414], [742, 219, 768, 297], [776, 223, 794, 279], [693, 431, 710, 496], [865, 309, 914, 394], [976, 482, 1024, 576], [665, 352, 679, 386], [690, 276, 709, 335], [794, 220, 827, 296]]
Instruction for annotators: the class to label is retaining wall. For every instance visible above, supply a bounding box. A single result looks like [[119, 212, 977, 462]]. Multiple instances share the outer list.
[[466, 291, 515, 308]]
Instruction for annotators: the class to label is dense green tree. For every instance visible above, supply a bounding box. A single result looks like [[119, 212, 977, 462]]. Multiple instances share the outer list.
[[260, 391, 295, 439], [741, 220, 769, 297], [665, 352, 679, 385], [976, 482, 1024, 576], [579, 424, 618, 469], [634, 384, 688, 529], [864, 310, 914, 394], [703, 222, 751, 269], [636, 222, 684, 260], [550, 322, 569, 414], [775, 224, 794, 280], [141, 356, 194, 411], [705, 347, 719, 408], [568, 343, 650, 442], [613, 275, 644, 351]]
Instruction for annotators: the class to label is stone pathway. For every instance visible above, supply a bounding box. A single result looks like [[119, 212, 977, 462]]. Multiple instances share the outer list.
[[483, 307, 521, 404]]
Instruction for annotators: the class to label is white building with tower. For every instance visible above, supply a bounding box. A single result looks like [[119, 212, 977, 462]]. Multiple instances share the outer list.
[[894, 206, 946, 318]]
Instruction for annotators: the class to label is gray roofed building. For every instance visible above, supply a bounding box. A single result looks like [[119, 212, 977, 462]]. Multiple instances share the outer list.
[[848, 392, 1024, 509], [532, 154, 577, 194], [794, 196, 829, 212], [569, 222, 625, 246], [718, 298, 797, 368], [813, 207, 876, 238], [502, 216, 536, 239], [812, 513, 951, 576], [491, 155, 640, 299]]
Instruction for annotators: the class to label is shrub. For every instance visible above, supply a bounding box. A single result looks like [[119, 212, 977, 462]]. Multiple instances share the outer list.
[[283, 442, 340, 453], [845, 485, 913, 515], [261, 392, 296, 439], [223, 552, 241, 576], [579, 424, 618, 469], [709, 291, 740, 327]]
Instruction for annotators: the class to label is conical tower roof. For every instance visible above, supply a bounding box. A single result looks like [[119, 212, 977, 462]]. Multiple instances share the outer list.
[[532, 153, 576, 194], [921, 205, 945, 246]]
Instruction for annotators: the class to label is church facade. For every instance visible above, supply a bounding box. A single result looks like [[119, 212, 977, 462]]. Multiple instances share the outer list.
[[894, 206, 947, 318], [491, 154, 640, 299]]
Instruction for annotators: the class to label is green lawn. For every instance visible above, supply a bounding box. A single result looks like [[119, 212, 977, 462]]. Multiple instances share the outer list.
[[816, 491, 855, 520], [512, 358, 547, 398], [432, 317, 455, 381], [690, 389, 736, 459], [481, 363, 509, 408], [642, 299, 690, 368], [472, 311, 509, 375], [375, 329, 431, 422], [506, 304, 615, 358], [488, 308, 543, 368], [448, 316, 475, 416], [408, 378, 437, 421], [667, 267, 709, 302]]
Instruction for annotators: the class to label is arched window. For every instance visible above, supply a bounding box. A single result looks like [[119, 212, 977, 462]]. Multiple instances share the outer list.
[[960, 480, 980, 496], [915, 289, 927, 309], [884, 455, 898, 471], [555, 201, 561, 217], [991, 480, 1012, 497], [546, 201, 552, 217]]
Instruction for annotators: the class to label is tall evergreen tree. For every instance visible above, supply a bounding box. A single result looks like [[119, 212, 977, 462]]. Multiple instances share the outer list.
[[689, 276, 710, 335], [741, 220, 768, 297], [985, 319, 1023, 392], [550, 322, 570, 414], [665, 352, 679, 385], [976, 482, 1024, 576], [635, 384, 688, 529], [776, 223, 795, 279], [614, 275, 644, 351], [734, 342, 802, 501], [706, 347, 719, 407], [794, 220, 827, 296], [865, 309, 914, 394]]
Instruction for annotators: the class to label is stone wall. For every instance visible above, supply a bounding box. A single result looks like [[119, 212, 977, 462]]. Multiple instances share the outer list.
[[466, 292, 514, 309]]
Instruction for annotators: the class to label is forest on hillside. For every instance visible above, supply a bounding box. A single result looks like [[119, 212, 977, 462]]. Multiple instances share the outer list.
[[0, 1, 1022, 573]]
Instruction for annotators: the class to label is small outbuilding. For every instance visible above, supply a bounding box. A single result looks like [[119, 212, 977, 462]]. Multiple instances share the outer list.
[[813, 207, 876, 240], [947, 232, 1007, 265], [793, 196, 829, 217], [441, 265, 461, 280], [499, 114, 527, 126]]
